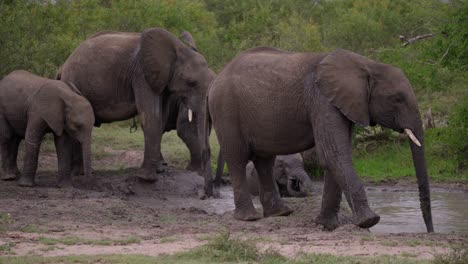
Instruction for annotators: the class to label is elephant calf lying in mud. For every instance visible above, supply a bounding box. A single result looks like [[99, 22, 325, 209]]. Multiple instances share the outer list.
[[246, 154, 314, 197], [0, 70, 95, 187]]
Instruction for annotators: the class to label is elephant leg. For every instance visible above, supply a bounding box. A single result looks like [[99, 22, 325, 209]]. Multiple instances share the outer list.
[[133, 71, 164, 181], [54, 134, 73, 188], [70, 139, 83, 177], [315, 170, 342, 230], [314, 108, 379, 229], [158, 150, 167, 166], [1, 136, 21, 181], [18, 118, 47, 187], [253, 156, 293, 218], [214, 151, 225, 187]]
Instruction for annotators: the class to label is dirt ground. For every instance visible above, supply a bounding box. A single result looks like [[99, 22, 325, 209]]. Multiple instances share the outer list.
[[0, 149, 467, 260]]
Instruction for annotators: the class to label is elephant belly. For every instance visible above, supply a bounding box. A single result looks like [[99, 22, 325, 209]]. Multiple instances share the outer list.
[[248, 122, 315, 157], [93, 102, 138, 124]]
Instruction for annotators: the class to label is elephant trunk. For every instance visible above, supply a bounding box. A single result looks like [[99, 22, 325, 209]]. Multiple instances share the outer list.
[[81, 138, 93, 181], [409, 124, 434, 233], [294, 168, 314, 195]]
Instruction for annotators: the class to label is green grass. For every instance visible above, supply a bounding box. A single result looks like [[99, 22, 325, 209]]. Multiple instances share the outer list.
[[37, 236, 141, 246], [0, 212, 12, 233], [19, 224, 45, 234], [353, 128, 468, 183], [0, 242, 15, 253], [0, 233, 433, 263]]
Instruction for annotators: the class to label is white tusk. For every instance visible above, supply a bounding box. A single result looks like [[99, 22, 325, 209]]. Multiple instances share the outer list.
[[404, 129, 421, 147], [188, 109, 193, 122]]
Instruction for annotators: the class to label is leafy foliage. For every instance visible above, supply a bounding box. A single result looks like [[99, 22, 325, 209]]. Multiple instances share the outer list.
[[0, 0, 466, 179]]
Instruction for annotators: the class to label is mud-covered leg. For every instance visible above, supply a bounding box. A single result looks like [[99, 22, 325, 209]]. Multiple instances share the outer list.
[[315, 170, 342, 230], [253, 156, 293, 218], [54, 133, 73, 188]]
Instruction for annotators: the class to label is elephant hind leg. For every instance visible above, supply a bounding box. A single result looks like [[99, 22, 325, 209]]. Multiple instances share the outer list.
[[0, 119, 21, 180], [221, 140, 260, 221], [253, 156, 293, 218]]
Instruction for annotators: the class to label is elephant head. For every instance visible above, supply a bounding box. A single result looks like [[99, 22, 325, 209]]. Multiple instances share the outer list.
[[31, 81, 95, 180], [275, 154, 314, 197], [316, 49, 433, 232], [139, 28, 215, 191]]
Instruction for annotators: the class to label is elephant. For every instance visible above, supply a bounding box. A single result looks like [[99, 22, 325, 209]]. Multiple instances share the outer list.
[[246, 154, 314, 198], [208, 47, 433, 233], [58, 28, 215, 195], [215, 152, 314, 197], [0, 70, 95, 187]]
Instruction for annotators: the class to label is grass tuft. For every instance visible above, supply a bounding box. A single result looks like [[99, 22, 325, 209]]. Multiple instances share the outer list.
[[433, 246, 468, 264]]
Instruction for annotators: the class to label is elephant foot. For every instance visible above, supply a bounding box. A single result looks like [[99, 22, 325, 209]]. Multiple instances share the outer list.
[[186, 163, 202, 172], [18, 177, 35, 187], [1, 172, 18, 181], [137, 167, 163, 182], [263, 202, 293, 218], [57, 178, 73, 188], [315, 213, 339, 231], [71, 167, 84, 177], [234, 207, 262, 221], [73, 177, 100, 191], [354, 208, 380, 228]]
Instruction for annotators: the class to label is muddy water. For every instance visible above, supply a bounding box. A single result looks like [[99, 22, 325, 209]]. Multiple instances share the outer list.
[[206, 185, 468, 234], [367, 186, 468, 234]]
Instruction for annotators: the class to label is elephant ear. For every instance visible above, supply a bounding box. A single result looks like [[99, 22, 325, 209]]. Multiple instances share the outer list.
[[31, 83, 65, 136], [180, 31, 198, 51], [140, 28, 184, 94], [316, 49, 374, 127]]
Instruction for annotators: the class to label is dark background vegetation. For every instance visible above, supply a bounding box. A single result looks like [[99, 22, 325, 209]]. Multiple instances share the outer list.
[[0, 0, 466, 181]]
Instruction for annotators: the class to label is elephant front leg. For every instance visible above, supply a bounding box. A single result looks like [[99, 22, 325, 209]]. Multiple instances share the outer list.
[[133, 74, 164, 182], [314, 110, 380, 229], [18, 140, 42, 187], [54, 134, 73, 188], [315, 170, 342, 230], [253, 156, 293, 218]]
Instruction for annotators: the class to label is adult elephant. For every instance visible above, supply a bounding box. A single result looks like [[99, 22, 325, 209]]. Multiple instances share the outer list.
[[59, 28, 215, 195], [208, 47, 433, 232]]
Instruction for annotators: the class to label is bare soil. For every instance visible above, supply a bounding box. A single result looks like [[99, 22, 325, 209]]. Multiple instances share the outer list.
[[0, 149, 466, 260]]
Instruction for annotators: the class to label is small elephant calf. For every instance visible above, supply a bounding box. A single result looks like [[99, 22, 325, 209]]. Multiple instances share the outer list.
[[246, 154, 314, 197], [0, 70, 95, 187]]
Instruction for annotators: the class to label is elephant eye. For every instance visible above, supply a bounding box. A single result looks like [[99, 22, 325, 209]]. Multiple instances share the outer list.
[[186, 80, 198, 87], [391, 95, 404, 104]]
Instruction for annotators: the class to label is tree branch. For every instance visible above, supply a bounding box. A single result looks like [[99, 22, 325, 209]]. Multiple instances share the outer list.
[[400, 34, 434, 47]]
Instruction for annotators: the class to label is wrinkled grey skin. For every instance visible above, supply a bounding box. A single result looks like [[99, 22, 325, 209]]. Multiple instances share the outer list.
[[208, 47, 433, 232], [0, 70, 95, 187], [59, 28, 215, 195], [246, 154, 313, 197]]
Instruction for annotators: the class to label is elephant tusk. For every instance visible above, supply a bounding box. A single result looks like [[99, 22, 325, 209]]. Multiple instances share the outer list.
[[404, 129, 421, 147], [188, 109, 193, 122]]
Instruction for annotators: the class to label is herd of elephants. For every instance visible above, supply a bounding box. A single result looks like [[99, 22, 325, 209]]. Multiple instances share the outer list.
[[0, 27, 434, 233]]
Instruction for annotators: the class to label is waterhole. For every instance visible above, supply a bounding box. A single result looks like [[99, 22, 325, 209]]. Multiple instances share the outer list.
[[205, 184, 468, 234]]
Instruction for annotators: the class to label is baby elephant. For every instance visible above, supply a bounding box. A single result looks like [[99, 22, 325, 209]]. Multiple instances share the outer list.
[[0, 70, 95, 187], [246, 154, 314, 197]]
